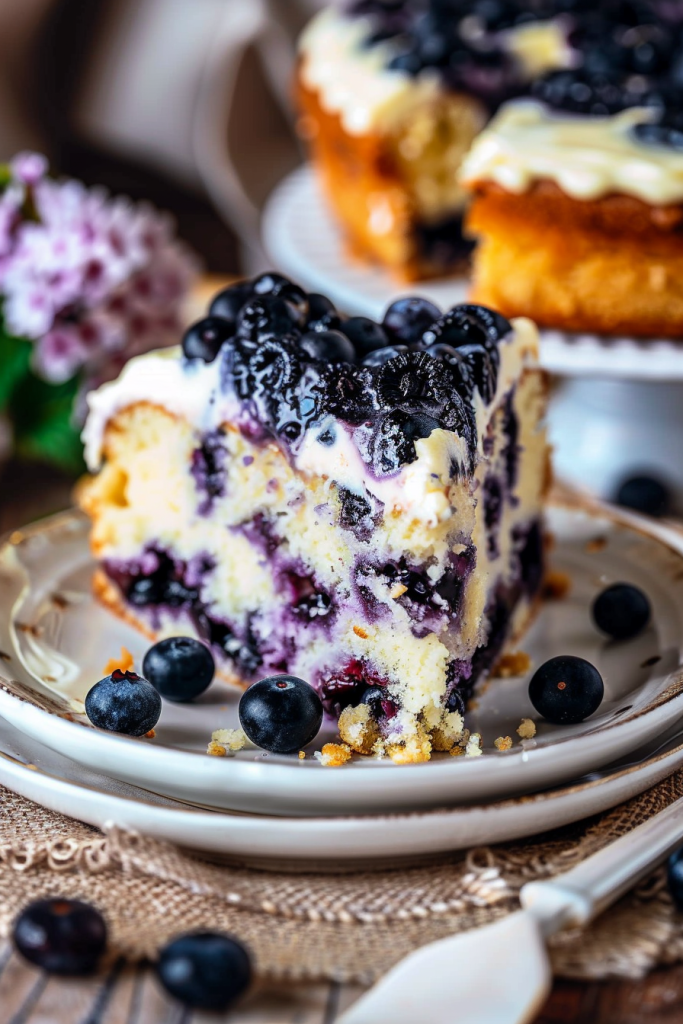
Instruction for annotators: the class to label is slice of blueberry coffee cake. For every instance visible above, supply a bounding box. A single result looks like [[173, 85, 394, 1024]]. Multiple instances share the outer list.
[[79, 274, 549, 762]]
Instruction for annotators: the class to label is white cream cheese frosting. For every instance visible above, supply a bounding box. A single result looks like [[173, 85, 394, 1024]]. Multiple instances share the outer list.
[[460, 99, 683, 205]]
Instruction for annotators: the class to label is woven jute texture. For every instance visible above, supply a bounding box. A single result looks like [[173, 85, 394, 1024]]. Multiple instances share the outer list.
[[2, 777, 683, 985]]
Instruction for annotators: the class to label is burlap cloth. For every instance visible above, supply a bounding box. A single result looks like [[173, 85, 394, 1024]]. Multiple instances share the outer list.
[[3, 773, 683, 985]]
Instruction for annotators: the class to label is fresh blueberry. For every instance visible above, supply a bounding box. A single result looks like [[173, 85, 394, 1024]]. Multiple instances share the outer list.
[[299, 329, 356, 363], [445, 687, 466, 717], [668, 847, 683, 910], [362, 344, 409, 367], [529, 655, 604, 724], [208, 281, 252, 327], [251, 271, 292, 296], [592, 583, 651, 640], [182, 317, 235, 363], [614, 475, 671, 517], [13, 899, 107, 975], [306, 293, 341, 332], [361, 685, 385, 717], [239, 675, 323, 753], [142, 637, 215, 703], [388, 47, 424, 74], [340, 317, 389, 356], [156, 932, 252, 1012], [453, 343, 496, 403], [251, 272, 308, 322], [236, 295, 299, 343], [382, 297, 441, 345], [85, 669, 162, 736]]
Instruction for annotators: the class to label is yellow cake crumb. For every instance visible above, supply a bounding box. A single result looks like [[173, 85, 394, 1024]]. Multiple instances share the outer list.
[[211, 727, 248, 752], [338, 703, 380, 755], [388, 725, 432, 764], [543, 569, 572, 600], [465, 733, 483, 757], [298, 750, 306, 760], [517, 718, 537, 740], [494, 735, 513, 751], [390, 582, 408, 599], [493, 651, 531, 678], [145, 729, 156, 740], [207, 740, 227, 757], [315, 743, 352, 767], [353, 625, 369, 639], [431, 710, 464, 751], [450, 745, 465, 757], [103, 646, 135, 675]]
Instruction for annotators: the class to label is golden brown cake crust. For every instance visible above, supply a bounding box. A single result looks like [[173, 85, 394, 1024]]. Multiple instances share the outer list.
[[466, 181, 683, 337]]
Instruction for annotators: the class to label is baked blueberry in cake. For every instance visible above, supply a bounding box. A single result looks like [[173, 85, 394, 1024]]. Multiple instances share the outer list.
[[79, 274, 549, 762], [299, 0, 683, 331]]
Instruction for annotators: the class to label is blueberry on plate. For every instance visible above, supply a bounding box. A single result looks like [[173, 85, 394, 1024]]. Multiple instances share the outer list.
[[382, 296, 441, 345], [208, 281, 252, 327], [156, 932, 252, 1012], [182, 317, 235, 363], [238, 675, 323, 753], [528, 655, 604, 725], [13, 899, 107, 975], [142, 637, 215, 703], [299, 329, 356, 363], [615, 475, 671, 518], [668, 847, 683, 910], [85, 669, 162, 736], [592, 583, 651, 640], [340, 316, 389, 356]]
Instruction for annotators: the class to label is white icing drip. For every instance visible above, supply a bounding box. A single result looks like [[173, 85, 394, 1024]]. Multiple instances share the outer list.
[[461, 99, 683, 204], [83, 317, 539, 525]]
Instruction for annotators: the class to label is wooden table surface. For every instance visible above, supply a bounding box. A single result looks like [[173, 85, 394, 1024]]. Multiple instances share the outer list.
[[2, 459, 683, 1024]]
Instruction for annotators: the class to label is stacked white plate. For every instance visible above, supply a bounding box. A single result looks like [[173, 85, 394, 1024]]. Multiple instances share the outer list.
[[2, 497, 683, 866]]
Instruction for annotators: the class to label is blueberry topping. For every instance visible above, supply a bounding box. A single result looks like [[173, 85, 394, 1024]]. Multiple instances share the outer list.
[[341, 316, 390, 356], [361, 685, 385, 716], [157, 932, 252, 1012], [182, 317, 235, 363], [592, 582, 651, 640], [208, 281, 252, 327], [382, 296, 441, 345], [300, 329, 356, 363], [13, 899, 107, 976], [633, 108, 683, 151], [238, 674, 323, 753], [668, 847, 683, 911], [306, 292, 342, 332], [362, 344, 409, 367], [236, 295, 299, 343], [85, 668, 162, 736], [369, 408, 441, 475], [614, 475, 671, 517], [445, 687, 466, 716], [142, 636, 215, 703], [528, 655, 604, 724], [453, 343, 497, 403]]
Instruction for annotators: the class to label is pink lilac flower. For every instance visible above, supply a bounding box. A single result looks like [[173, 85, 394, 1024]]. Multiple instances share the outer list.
[[0, 152, 198, 396]]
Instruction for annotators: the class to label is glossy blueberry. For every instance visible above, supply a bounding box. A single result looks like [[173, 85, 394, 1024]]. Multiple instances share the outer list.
[[13, 899, 107, 975], [382, 296, 441, 345], [251, 272, 308, 322], [361, 685, 385, 717], [633, 108, 683, 151], [208, 281, 252, 327], [236, 295, 299, 343], [238, 675, 323, 753], [362, 344, 409, 367], [306, 292, 341, 332], [445, 687, 466, 717], [668, 847, 683, 911], [251, 271, 292, 296], [528, 655, 604, 725], [85, 669, 162, 736], [453, 343, 496, 403], [142, 637, 215, 703], [592, 583, 651, 640], [340, 316, 389, 356], [182, 317, 235, 363], [156, 932, 252, 1012], [299, 329, 356, 363], [614, 475, 671, 517]]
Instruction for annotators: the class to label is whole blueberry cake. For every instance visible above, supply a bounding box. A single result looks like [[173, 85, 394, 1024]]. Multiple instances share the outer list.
[[80, 274, 549, 762], [298, 0, 683, 327]]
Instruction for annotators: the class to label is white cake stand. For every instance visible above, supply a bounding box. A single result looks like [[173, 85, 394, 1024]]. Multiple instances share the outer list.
[[262, 166, 683, 506]]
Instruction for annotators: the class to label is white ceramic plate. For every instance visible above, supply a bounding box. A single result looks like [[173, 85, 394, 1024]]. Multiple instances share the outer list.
[[2, 715, 683, 865], [262, 166, 683, 382], [2, 497, 683, 817]]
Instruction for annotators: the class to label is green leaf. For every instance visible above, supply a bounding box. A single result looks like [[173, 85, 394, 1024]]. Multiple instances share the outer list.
[[0, 324, 31, 409], [10, 370, 85, 475]]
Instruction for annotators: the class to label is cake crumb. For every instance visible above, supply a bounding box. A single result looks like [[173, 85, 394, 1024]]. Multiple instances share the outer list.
[[494, 735, 513, 751], [145, 729, 156, 740], [315, 743, 352, 767], [353, 625, 369, 639], [493, 651, 531, 678], [103, 646, 135, 675], [543, 569, 572, 600], [431, 711, 464, 752], [298, 751, 306, 760], [450, 745, 465, 757], [585, 536, 607, 553], [390, 582, 408, 599], [211, 727, 248, 752], [465, 733, 483, 757], [207, 741, 227, 757], [517, 718, 537, 740], [339, 703, 380, 755]]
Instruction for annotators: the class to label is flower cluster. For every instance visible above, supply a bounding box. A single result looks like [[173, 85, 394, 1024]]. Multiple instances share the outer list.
[[0, 152, 198, 391]]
